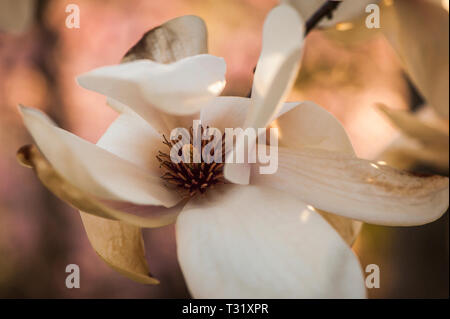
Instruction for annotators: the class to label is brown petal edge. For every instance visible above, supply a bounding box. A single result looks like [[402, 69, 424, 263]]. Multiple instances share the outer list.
[[17, 144, 180, 228], [17, 144, 178, 284]]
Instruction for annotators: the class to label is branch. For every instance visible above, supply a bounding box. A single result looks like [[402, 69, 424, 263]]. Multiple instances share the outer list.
[[305, 0, 342, 35]]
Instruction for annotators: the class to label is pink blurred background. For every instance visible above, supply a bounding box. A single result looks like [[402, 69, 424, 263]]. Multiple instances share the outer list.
[[0, 0, 447, 298]]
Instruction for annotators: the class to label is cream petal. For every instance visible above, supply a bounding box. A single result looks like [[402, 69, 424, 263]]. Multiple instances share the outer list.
[[19, 105, 180, 207], [244, 4, 304, 130], [275, 101, 356, 155], [200, 97, 301, 133], [224, 5, 304, 185], [274, 101, 361, 244], [200, 96, 252, 132], [77, 55, 226, 134], [176, 185, 366, 298], [252, 147, 449, 226], [376, 104, 449, 172], [106, 15, 209, 129], [382, 0, 449, 119], [376, 135, 450, 173], [80, 213, 159, 284], [377, 104, 449, 151], [97, 112, 164, 174], [122, 15, 208, 64], [223, 100, 356, 184], [204, 98, 302, 185], [286, 0, 380, 28]]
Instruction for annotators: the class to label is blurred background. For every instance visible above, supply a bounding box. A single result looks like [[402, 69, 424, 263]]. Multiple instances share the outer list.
[[0, 0, 448, 298]]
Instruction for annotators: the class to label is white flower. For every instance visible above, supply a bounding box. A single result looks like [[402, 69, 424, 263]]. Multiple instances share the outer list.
[[18, 5, 449, 298]]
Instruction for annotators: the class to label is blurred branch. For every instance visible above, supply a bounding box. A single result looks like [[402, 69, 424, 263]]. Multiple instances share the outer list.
[[34, 0, 66, 123], [305, 0, 342, 35]]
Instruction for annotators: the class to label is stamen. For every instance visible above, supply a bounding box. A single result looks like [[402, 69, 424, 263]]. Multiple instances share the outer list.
[[156, 125, 226, 198]]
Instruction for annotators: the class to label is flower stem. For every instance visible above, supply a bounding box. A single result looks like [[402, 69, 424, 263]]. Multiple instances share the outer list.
[[304, 0, 342, 35]]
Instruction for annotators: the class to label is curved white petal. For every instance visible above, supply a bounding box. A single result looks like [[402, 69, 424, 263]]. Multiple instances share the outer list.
[[77, 55, 226, 133], [201, 97, 303, 133], [200, 96, 252, 132], [177, 185, 366, 298], [275, 101, 356, 155], [376, 105, 449, 172], [286, 0, 379, 28], [245, 4, 304, 130], [225, 4, 304, 185], [273, 101, 361, 244], [223, 99, 357, 185], [253, 147, 449, 226], [105, 15, 209, 129], [19, 105, 180, 207], [97, 112, 164, 175]]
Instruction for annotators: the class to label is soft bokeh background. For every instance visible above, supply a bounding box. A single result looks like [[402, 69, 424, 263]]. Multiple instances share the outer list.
[[0, 0, 448, 298]]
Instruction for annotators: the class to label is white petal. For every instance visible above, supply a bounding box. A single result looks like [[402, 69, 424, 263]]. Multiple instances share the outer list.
[[97, 112, 163, 174], [273, 101, 361, 244], [77, 55, 226, 133], [177, 185, 366, 298], [200, 96, 252, 131], [224, 5, 304, 185], [105, 15, 209, 127], [245, 4, 304, 130], [275, 101, 356, 155], [19, 105, 180, 207], [286, 0, 380, 28], [253, 147, 449, 226], [202, 98, 301, 185], [201, 97, 302, 132]]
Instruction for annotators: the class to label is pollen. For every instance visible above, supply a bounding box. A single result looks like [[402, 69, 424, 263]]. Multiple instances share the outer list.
[[156, 126, 226, 198]]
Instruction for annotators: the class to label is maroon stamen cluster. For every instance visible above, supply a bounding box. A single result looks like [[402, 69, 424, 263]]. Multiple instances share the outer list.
[[156, 126, 226, 198]]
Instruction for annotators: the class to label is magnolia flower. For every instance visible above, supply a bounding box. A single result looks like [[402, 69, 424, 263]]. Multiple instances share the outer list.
[[17, 5, 449, 298]]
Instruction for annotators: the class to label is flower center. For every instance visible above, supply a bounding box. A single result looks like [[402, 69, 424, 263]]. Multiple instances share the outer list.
[[156, 126, 226, 198]]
